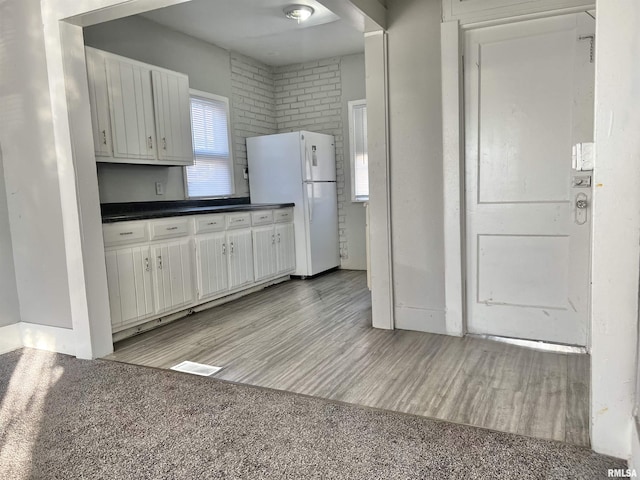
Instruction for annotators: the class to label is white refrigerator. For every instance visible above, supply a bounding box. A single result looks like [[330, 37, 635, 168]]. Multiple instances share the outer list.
[[247, 131, 340, 277]]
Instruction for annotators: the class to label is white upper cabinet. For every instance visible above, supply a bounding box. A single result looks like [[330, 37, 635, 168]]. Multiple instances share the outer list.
[[86, 48, 193, 166], [152, 70, 194, 164], [86, 48, 112, 157], [442, 0, 594, 24], [106, 57, 157, 161]]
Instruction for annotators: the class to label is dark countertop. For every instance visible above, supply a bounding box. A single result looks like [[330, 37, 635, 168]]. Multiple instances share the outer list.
[[101, 198, 294, 223]]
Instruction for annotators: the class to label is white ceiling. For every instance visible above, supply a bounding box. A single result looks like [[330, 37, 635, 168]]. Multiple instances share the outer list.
[[141, 0, 365, 66]]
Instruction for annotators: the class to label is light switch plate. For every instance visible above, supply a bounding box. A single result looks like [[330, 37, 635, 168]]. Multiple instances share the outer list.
[[155, 182, 164, 195]]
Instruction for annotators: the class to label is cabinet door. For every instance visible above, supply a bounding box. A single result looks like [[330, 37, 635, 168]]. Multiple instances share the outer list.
[[86, 49, 112, 157], [227, 229, 254, 290], [105, 246, 154, 330], [252, 226, 277, 282], [152, 238, 195, 314], [195, 233, 229, 300], [152, 70, 194, 164], [106, 58, 157, 160], [275, 223, 296, 274]]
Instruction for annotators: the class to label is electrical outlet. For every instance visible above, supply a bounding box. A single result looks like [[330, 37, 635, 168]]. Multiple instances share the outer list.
[[155, 182, 164, 195]]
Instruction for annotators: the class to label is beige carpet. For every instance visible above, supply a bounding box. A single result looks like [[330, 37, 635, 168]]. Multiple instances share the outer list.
[[0, 348, 625, 479]]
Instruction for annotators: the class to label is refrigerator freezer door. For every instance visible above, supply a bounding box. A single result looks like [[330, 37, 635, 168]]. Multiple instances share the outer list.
[[303, 181, 340, 276], [301, 132, 336, 182]]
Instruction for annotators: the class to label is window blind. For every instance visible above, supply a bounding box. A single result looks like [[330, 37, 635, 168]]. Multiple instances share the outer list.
[[351, 102, 369, 200], [185, 94, 234, 197]]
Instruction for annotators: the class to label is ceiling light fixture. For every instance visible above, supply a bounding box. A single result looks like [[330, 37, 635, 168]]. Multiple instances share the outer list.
[[284, 5, 315, 23]]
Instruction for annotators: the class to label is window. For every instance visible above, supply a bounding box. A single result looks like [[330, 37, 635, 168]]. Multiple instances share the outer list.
[[185, 90, 234, 198], [348, 99, 368, 202]]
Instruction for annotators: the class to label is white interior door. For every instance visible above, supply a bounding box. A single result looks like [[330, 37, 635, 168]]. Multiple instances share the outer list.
[[464, 13, 595, 346]]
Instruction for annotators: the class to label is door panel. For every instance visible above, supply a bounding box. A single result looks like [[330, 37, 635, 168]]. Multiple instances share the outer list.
[[465, 14, 594, 346], [276, 223, 296, 274], [195, 233, 228, 300], [152, 70, 193, 163], [86, 49, 112, 157], [301, 132, 336, 182], [306, 182, 340, 276], [252, 226, 277, 282], [106, 58, 156, 160], [227, 229, 254, 290], [152, 239, 194, 314], [478, 30, 573, 204], [105, 246, 154, 330]]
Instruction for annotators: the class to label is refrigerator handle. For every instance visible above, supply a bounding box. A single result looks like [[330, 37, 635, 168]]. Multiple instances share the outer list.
[[308, 183, 314, 223], [305, 146, 313, 183]]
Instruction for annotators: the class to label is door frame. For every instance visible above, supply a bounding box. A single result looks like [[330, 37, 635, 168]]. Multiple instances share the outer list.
[[440, 6, 595, 339], [39, 0, 391, 360]]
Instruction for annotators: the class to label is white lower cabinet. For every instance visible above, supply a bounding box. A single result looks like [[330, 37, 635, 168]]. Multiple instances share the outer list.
[[151, 238, 195, 314], [104, 208, 295, 334], [105, 245, 155, 329], [227, 229, 255, 290], [276, 223, 296, 274], [253, 226, 278, 282], [195, 232, 229, 300]]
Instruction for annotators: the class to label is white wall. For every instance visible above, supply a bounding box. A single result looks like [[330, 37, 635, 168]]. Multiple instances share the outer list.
[[387, 0, 446, 333], [590, 0, 640, 459], [0, 0, 73, 329], [0, 153, 20, 328], [341, 54, 368, 270]]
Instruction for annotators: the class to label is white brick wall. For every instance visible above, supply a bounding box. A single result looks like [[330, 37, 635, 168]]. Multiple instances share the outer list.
[[272, 58, 348, 261], [230, 53, 277, 195]]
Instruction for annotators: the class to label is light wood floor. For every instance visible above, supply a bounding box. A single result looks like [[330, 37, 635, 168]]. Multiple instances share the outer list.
[[105, 270, 590, 447]]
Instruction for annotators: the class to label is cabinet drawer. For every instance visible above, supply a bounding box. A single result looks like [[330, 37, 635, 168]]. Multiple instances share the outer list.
[[226, 213, 251, 229], [251, 210, 274, 226], [103, 222, 148, 247], [274, 208, 294, 223], [150, 218, 190, 240], [195, 214, 226, 234]]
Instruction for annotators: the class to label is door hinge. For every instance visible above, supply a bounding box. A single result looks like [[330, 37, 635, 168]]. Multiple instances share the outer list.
[[579, 35, 595, 63]]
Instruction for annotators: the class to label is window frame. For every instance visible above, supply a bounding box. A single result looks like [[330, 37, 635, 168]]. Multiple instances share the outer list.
[[348, 99, 369, 203], [184, 88, 236, 199]]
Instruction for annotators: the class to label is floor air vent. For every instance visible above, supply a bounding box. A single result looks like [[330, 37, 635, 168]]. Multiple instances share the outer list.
[[170, 361, 223, 377]]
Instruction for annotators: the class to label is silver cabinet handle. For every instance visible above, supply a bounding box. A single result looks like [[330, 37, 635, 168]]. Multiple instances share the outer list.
[[145, 257, 150, 272], [148, 136, 153, 149], [222, 243, 226, 255], [272, 234, 275, 245], [230, 242, 234, 254], [277, 233, 281, 243], [162, 137, 167, 150], [102, 130, 107, 145], [166, 226, 179, 231], [207, 222, 216, 226], [157, 255, 163, 270], [119, 231, 134, 236]]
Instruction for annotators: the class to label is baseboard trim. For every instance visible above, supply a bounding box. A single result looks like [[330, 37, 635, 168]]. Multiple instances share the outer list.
[[113, 275, 292, 343], [0, 323, 22, 355], [394, 306, 447, 334], [0, 322, 76, 356], [630, 417, 640, 472], [19, 323, 75, 356]]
